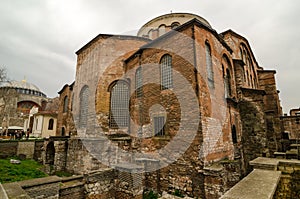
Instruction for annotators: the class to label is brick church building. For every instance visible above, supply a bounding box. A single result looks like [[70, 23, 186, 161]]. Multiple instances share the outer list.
[[55, 13, 283, 198]]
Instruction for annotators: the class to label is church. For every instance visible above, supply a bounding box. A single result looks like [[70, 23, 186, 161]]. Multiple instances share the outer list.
[[56, 13, 283, 198]]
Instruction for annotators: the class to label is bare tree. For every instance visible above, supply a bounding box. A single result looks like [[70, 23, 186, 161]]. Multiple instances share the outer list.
[[0, 67, 8, 82]]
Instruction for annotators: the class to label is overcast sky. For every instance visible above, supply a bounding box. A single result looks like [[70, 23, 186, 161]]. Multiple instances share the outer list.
[[0, 0, 299, 114]]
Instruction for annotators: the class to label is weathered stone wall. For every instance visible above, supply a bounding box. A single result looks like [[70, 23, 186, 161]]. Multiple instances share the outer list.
[[65, 138, 107, 174], [19, 176, 61, 199], [59, 184, 85, 199], [0, 140, 43, 160], [203, 160, 242, 199], [274, 161, 300, 198], [57, 83, 75, 137], [85, 169, 115, 199], [0, 141, 18, 158], [238, 88, 267, 173], [17, 141, 35, 159], [33, 140, 44, 163], [258, 70, 282, 154]]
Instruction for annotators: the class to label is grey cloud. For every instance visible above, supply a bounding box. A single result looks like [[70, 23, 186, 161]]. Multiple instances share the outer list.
[[0, 0, 299, 113]]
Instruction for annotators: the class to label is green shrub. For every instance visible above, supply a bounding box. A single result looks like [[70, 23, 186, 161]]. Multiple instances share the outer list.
[[143, 190, 158, 199]]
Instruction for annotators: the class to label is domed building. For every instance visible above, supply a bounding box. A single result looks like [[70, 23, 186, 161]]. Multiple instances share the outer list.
[[56, 12, 283, 198], [0, 79, 48, 135]]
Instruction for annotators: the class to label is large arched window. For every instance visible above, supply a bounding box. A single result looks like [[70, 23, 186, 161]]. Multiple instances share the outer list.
[[63, 96, 68, 113], [205, 41, 214, 88], [109, 81, 129, 128], [160, 54, 173, 90], [135, 67, 143, 97], [48, 118, 54, 130], [79, 86, 89, 128]]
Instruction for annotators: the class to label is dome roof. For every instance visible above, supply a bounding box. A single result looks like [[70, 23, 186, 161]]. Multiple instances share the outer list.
[[0, 80, 41, 92], [137, 13, 212, 39]]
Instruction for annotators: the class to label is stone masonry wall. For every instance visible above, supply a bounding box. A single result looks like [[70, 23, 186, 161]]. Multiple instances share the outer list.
[[84, 169, 116, 199], [0, 141, 18, 158], [17, 141, 35, 159], [238, 88, 267, 173], [274, 161, 300, 198], [0, 140, 43, 161]]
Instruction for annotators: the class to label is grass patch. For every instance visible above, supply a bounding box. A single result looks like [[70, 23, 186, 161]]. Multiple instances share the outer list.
[[0, 157, 47, 183]]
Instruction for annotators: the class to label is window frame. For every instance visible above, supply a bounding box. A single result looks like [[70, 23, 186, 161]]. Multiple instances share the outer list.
[[160, 54, 173, 90], [205, 41, 214, 88], [109, 80, 130, 129], [153, 116, 165, 136], [135, 67, 143, 98]]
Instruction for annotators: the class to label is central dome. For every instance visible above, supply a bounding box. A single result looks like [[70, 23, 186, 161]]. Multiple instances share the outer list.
[[0, 80, 46, 97], [137, 13, 211, 40]]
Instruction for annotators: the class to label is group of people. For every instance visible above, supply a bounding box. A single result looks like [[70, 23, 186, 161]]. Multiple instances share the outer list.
[[0, 129, 30, 140]]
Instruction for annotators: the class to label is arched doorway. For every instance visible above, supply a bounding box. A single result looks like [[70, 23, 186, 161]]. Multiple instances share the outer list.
[[61, 127, 65, 136], [46, 142, 55, 165]]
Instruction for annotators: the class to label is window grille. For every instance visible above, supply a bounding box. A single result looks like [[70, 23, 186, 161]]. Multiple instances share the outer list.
[[160, 55, 173, 90], [205, 42, 214, 88], [154, 116, 165, 136], [135, 67, 143, 97], [110, 81, 129, 128], [79, 86, 89, 128]]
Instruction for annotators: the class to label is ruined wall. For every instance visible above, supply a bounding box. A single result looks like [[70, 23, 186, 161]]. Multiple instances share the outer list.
[[238, 88, 267, 173], [258, 70, 282, 154], [65, 138, 108, 174], [84, 169, 116, 199], [203, 160, 242, 199], [0, 141, 18, 158], [274, 161, 300, 198], [57, 83, 75, 136], [0, 140, 43, 160]]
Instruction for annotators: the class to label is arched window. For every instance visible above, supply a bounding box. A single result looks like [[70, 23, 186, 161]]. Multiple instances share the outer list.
[[205, 41, 214, 88], [35, 118, 39, 130], [171, 22, 180, 29], [61, 127, 65, 136], [135, 67, 143, 97], [63, 96, 68, 113], [148, 29, 153, 40], [232, 125, 237, 144], [158, 25, 166, 37], [109, 81, 129, 128], [225, 69, 232, 97], [160, 54, 173, 90], [48, 118, 54, 130], [79, 86, 89, 128]]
